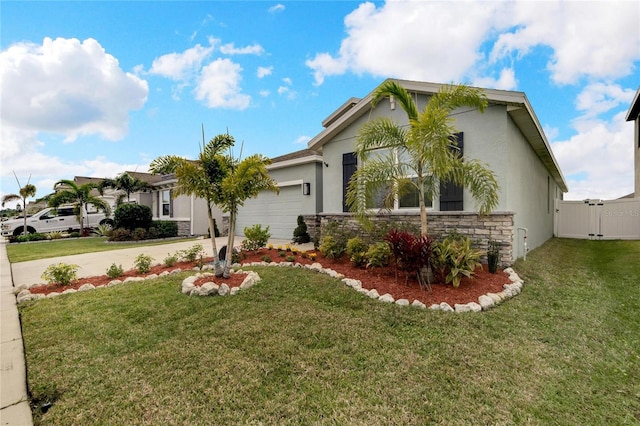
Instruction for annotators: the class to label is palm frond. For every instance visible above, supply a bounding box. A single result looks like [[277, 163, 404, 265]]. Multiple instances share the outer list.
[[371, 80, 418, 120]]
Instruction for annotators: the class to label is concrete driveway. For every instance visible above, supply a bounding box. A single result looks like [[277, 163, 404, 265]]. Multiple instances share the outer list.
[[11, 236, 307, 287]]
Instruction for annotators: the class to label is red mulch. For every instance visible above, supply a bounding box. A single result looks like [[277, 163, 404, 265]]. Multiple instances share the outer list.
[[29, 248, 511, 306]]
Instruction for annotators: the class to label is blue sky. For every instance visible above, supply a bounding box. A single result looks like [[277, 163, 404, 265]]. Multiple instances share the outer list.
[[1, 1, 639, 209]]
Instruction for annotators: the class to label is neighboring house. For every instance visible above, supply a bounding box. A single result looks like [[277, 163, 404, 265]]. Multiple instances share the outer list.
[[625, 86, 640, 198], [302, 79, 568, 264], [127, 171, 223, 237], [234, 149, 324, 239]]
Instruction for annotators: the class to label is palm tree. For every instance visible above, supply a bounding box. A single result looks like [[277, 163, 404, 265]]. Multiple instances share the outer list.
[[48, 180, 111, 234], [99, 172, 153, 205], [2, 173, 37, 236], [218, 152, 278, 278], [149, 127, 234, 277], [346, 80, 500, 236]]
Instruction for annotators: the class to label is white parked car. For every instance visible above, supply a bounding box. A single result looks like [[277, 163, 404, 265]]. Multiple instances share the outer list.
[[1, 205, 111, 237]]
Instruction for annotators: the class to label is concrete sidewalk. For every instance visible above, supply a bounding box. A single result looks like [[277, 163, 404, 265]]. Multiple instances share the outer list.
[[1, 240, 33, 426]]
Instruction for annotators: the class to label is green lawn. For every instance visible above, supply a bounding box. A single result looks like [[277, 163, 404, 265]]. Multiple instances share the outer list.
[[6, 236, 199, 263], [19, 238, 640, 425]]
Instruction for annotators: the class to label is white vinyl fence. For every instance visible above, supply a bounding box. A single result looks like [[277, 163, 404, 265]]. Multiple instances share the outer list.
[[554, 198, 640, 240]]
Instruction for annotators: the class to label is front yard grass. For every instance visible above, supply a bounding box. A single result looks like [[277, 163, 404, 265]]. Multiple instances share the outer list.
[[6, 236, 199, 263], [19, 238, 640, 425]]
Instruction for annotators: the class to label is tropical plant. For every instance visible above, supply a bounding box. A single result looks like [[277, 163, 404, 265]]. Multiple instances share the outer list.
[[318, 235, 344, 259], [385, 229, 433, 291], [93, 223, 113, 237], [241, 224, 271, 252], [218, 150, 278, 278], [149, 127, 234, 277], [2, 173, 37, 236], [46, 231, 65, 240], [346, 80, 500, 236], [41, 263, 79, 286], [98, 172, 153, 205], [432, 235, 482, 288], [48, 179, 111, 234]]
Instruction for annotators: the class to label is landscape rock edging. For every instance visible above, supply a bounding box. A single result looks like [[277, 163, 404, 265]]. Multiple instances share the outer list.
[[15, 262, 524, 313]]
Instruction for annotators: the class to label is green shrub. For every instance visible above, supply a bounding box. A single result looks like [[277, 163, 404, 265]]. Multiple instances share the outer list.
[[487, 239, 501, 274], [365, 242, 391, 268], [41, 263, 79, 286], [134, 254, 153, 274], [319, 235, 347, 259], [320, 221, 356, 252], [179, 244, 205, 263], [106, 263, 124, 279], [292, 215, 311, 244], [242, 224, 271, 252], [131, 227, 148, 241], [278, 251, 286, 257], [285, 255, 296, 262], [163, 252, 179, 267], [346, 237, 368, 267], [114, 203, 152, 230], [109, 228, 131, 241], [261, 255, 272, 263], [16, 233, 47, 243], [432, 236, 482, 287], [151, 220, 178, 238], [69, 231, 80, 238]]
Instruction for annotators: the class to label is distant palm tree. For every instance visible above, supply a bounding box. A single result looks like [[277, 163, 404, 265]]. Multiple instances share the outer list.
[[99, 172, 153, 205], [346, 80, 500, 235], [218, 152, 278, 278], [149, 127, 234, 277], [2, 173, 37, 236], [48, 180, 111, 234]]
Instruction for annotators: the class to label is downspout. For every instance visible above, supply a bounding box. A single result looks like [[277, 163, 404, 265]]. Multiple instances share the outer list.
[[517, 227, 528, 261]]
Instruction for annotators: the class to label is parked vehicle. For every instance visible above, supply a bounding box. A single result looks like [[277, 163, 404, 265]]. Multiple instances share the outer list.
[[1, 205, 111, 237]]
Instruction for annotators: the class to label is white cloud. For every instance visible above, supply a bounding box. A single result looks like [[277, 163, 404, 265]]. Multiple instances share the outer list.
[[220, 43, 264, 55], [277, 77, 296, 99], [295, 135, 311, 145], [268, 4, 285, 14], [259, 90, 271, 97], [149, 42, 215, 81], [472, 68, 518, 91], [307, 1, 640, 86], [306, 1, 495, 85], [195, 58, 251, 109], [1, 37, 148, 142], [257, 66, 273, 78], [551, 111, 634, 200], [490, 2, 640, 85], [575, 83, 637, 119]]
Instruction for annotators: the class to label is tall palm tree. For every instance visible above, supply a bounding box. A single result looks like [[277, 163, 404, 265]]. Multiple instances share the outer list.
[[218, 152, 278, 278], [346, 80, 500, 236], [2, 173, 37, 236], [149, 127, 234, 277], [48, 180, 111, 234], [99, 172, 153, 205]]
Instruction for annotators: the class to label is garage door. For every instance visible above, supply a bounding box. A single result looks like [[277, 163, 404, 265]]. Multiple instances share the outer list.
[[235, 185, 302, 240]]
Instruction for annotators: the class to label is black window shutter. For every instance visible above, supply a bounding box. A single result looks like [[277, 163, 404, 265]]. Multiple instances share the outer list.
[[342, 152, 357, 212], [439, 132, 464, 211]]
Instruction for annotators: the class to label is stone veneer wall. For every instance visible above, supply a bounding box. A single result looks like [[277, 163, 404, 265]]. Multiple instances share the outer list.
[[303, 211, 514, 267], [176, 220, 191, 237]]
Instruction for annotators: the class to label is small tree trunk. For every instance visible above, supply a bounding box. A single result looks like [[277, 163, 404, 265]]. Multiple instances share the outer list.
[[207, 203, 223, 277], [223, 210, 236, 278]]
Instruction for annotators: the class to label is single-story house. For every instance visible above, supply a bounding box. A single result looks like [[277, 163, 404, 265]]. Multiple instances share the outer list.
[[625, 86, 640, 198], [237, 79, 568, 265]]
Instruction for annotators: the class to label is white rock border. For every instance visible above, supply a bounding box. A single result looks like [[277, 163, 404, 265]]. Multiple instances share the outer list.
[[15, 261, 523, 313]]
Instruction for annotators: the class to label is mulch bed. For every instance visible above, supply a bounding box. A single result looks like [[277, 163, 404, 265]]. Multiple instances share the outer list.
[[29, 248, 512, 306]]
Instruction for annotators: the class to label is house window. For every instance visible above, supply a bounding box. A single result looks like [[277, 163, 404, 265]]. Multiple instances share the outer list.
[[161, 190, 171, 217], [399, 178, 433, 209]]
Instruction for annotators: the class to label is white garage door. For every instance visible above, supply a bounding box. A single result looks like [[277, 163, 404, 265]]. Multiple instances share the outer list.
[[236, 185, 302, 240]]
